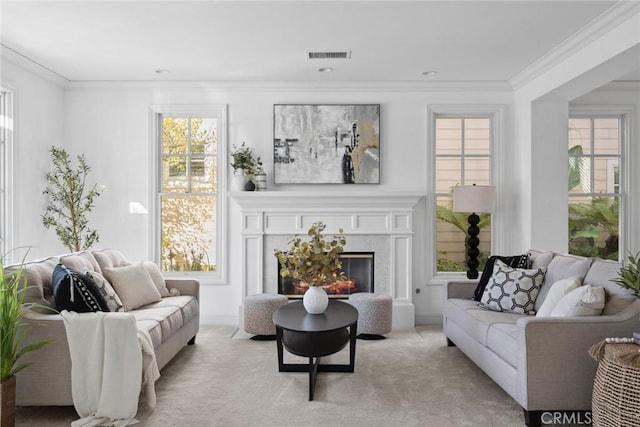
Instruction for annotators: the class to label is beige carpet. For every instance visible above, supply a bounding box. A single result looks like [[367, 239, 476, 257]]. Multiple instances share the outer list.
[[17, 325, 531, 426]]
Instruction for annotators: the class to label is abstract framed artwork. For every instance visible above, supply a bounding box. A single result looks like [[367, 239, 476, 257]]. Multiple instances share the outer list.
[[273, 104, 380, 184]]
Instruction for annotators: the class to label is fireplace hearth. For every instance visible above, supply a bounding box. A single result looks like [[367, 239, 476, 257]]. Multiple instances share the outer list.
[[278, 252, 374, 299]]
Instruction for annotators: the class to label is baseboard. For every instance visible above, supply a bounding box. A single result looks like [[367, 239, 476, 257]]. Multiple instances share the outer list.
[[200, 314, 238, 326], [415, 314, 443, 325]]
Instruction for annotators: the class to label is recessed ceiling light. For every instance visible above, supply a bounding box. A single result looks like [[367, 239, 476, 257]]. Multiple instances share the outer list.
[[317, 67, 334, 73], [421, 70, 438, 76], [155, 69, 170, 75]]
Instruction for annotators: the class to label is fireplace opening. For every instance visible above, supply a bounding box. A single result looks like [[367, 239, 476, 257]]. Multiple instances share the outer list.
[[277, 252, 374, 299]]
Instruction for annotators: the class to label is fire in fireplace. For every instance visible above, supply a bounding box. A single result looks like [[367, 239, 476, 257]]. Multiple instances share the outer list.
[[278, 252, 374, 298]]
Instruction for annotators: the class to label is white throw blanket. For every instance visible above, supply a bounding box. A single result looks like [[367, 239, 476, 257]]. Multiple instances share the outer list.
[[61, 310, 160, 427]]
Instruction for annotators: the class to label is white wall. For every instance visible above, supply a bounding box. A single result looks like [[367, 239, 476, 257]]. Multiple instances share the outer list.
[[1, 57, 67, 261]]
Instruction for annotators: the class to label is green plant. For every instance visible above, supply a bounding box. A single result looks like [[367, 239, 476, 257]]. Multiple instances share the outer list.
[[611, 251, 640, 298], [0, 257, 52, 382], [230, 142, 262, 178], [274, 222, 347, 287], [42, 146, 102, 251]]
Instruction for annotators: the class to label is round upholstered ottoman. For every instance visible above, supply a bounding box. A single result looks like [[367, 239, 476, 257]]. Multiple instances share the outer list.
[[348, 293, 392, 339], [244, 294, 288, 340]]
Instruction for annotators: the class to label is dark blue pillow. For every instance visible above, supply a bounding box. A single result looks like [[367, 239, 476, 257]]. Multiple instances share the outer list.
[[52, 263, 110, 313], [473, 254, 531, 302]]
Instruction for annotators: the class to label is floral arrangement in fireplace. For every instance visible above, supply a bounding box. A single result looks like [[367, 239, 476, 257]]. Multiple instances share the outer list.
[[274, 221, 347, 288]]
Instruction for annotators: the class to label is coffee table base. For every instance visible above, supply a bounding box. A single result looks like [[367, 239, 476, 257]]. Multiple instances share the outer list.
[[276, 324, 357, 401]]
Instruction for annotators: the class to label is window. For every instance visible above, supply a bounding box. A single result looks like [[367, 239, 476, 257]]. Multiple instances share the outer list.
[[434, 115, 493, 272], [155, 105, 227, 281], [568, 114, 624, 260], [0, 88, 13, 260]]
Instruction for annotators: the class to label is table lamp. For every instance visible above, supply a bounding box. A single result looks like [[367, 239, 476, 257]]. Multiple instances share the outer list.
[[453, 184, 496, 279]]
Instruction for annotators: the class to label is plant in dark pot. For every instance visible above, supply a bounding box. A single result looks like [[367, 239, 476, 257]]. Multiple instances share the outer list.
[[1, 257, 52, 427], [230, 142, 262, 191]]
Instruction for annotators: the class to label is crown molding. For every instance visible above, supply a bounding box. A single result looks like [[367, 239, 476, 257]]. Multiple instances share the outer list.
[[1, 44, 69, 87], [509, 1, 640, 90], [64, 79, 512, 93]]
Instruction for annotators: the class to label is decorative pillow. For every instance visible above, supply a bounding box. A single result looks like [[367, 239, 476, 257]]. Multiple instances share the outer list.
[[479, 260, 546, 314], [102, 262, 162, 311], [536, 276, 582, 317], [473, 254, 531, 301], [52, 264, 110, 313], [143, 261, 171, 297], [550, 285, 605, 317], [85, 271, 123, 312]]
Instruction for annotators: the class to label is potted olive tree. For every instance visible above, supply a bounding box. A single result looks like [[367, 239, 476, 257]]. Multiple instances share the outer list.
[[274, 222, 347, 314], [0, 258, 51, 426], [42, 146, 102, 251]]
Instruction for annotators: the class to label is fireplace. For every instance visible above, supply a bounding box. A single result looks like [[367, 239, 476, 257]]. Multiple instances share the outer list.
[[278, 252, 374, 299]]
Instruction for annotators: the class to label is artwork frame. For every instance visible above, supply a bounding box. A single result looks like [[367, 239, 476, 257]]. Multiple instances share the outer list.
[[273, 104, 380, 184]]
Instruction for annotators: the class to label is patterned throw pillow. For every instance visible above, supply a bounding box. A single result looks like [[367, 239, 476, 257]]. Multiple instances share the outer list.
[[473, 254, 530, 301], [86, 271, 124, 312], [52, 264, 110, 313], [479, 260, 547, 315]]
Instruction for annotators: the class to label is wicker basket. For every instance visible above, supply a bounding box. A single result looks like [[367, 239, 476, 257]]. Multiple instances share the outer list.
[[591, 343, 640, 427]]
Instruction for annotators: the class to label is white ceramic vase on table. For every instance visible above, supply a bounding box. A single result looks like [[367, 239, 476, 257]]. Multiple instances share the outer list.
[[303, 285, 329, 314]]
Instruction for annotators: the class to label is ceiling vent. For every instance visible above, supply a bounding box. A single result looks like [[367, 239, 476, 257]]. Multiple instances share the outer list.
[[306, 51, 351, 60]]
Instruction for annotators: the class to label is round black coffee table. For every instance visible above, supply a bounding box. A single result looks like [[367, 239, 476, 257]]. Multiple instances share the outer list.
[[273, 300, 358, 401]]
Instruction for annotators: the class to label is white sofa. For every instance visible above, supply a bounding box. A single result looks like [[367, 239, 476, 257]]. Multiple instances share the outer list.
[[8, 249, 200, 406], [443, 250, 640, 427]]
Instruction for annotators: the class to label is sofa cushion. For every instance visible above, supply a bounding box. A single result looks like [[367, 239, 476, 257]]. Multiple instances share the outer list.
[[135, 319, 163, 348], [52, 263, 110, 313], [473, 254, 530, 301], [486, 323, 519, 368], [584, 259, 636, 315], [142, 296, 199, 323], [60, 252, 101, 274], [536, 276, 582, 317], [444, 298, 524, 345], [535, 253, 592, 312], [9, 257, 59, 312], [550, 285, 605, 317], [479, 260, 546, 314], [92, 249, 128, 271], [103, 263, 162, 311], [131, 305, 184, 340]]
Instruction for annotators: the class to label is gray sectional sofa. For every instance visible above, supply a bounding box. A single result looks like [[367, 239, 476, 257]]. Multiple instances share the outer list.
[[443, 250, 640, 427], [8, 249, 200, 406]]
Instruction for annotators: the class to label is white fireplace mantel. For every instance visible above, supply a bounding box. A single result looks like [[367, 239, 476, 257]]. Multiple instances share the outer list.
[[231, 191, 423, 330]]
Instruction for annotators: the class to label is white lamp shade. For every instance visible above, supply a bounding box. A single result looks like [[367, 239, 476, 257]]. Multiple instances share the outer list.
[[452, 185, 496, 213]]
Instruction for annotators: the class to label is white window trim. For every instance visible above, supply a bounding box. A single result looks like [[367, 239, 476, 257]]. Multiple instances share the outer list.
[[0, 86, 15, 262], [426, 104, 506, 283], [150, 104, 228, 285], [569, 105, 633, 259]]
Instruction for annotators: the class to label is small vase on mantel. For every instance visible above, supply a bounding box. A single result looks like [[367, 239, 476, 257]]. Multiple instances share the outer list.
[[303, 285, 329, 314], [231, 168, 246, 192]]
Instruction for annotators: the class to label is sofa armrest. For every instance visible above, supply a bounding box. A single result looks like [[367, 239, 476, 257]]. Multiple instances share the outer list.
[[445, 280, 478, 300], [165, 278, 200, 302], [516, 299, 640, 411]]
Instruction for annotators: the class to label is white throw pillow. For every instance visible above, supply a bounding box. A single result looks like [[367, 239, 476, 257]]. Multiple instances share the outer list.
[[536, 276, 582, 317], [550, 285, 605, 317], [143, 261, 171, 297], [479, 260, 547, 315], [103, 262, 162, 311]]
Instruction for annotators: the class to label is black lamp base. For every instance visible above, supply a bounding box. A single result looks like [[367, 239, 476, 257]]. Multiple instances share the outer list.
[[466, 213, 480, 279]]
